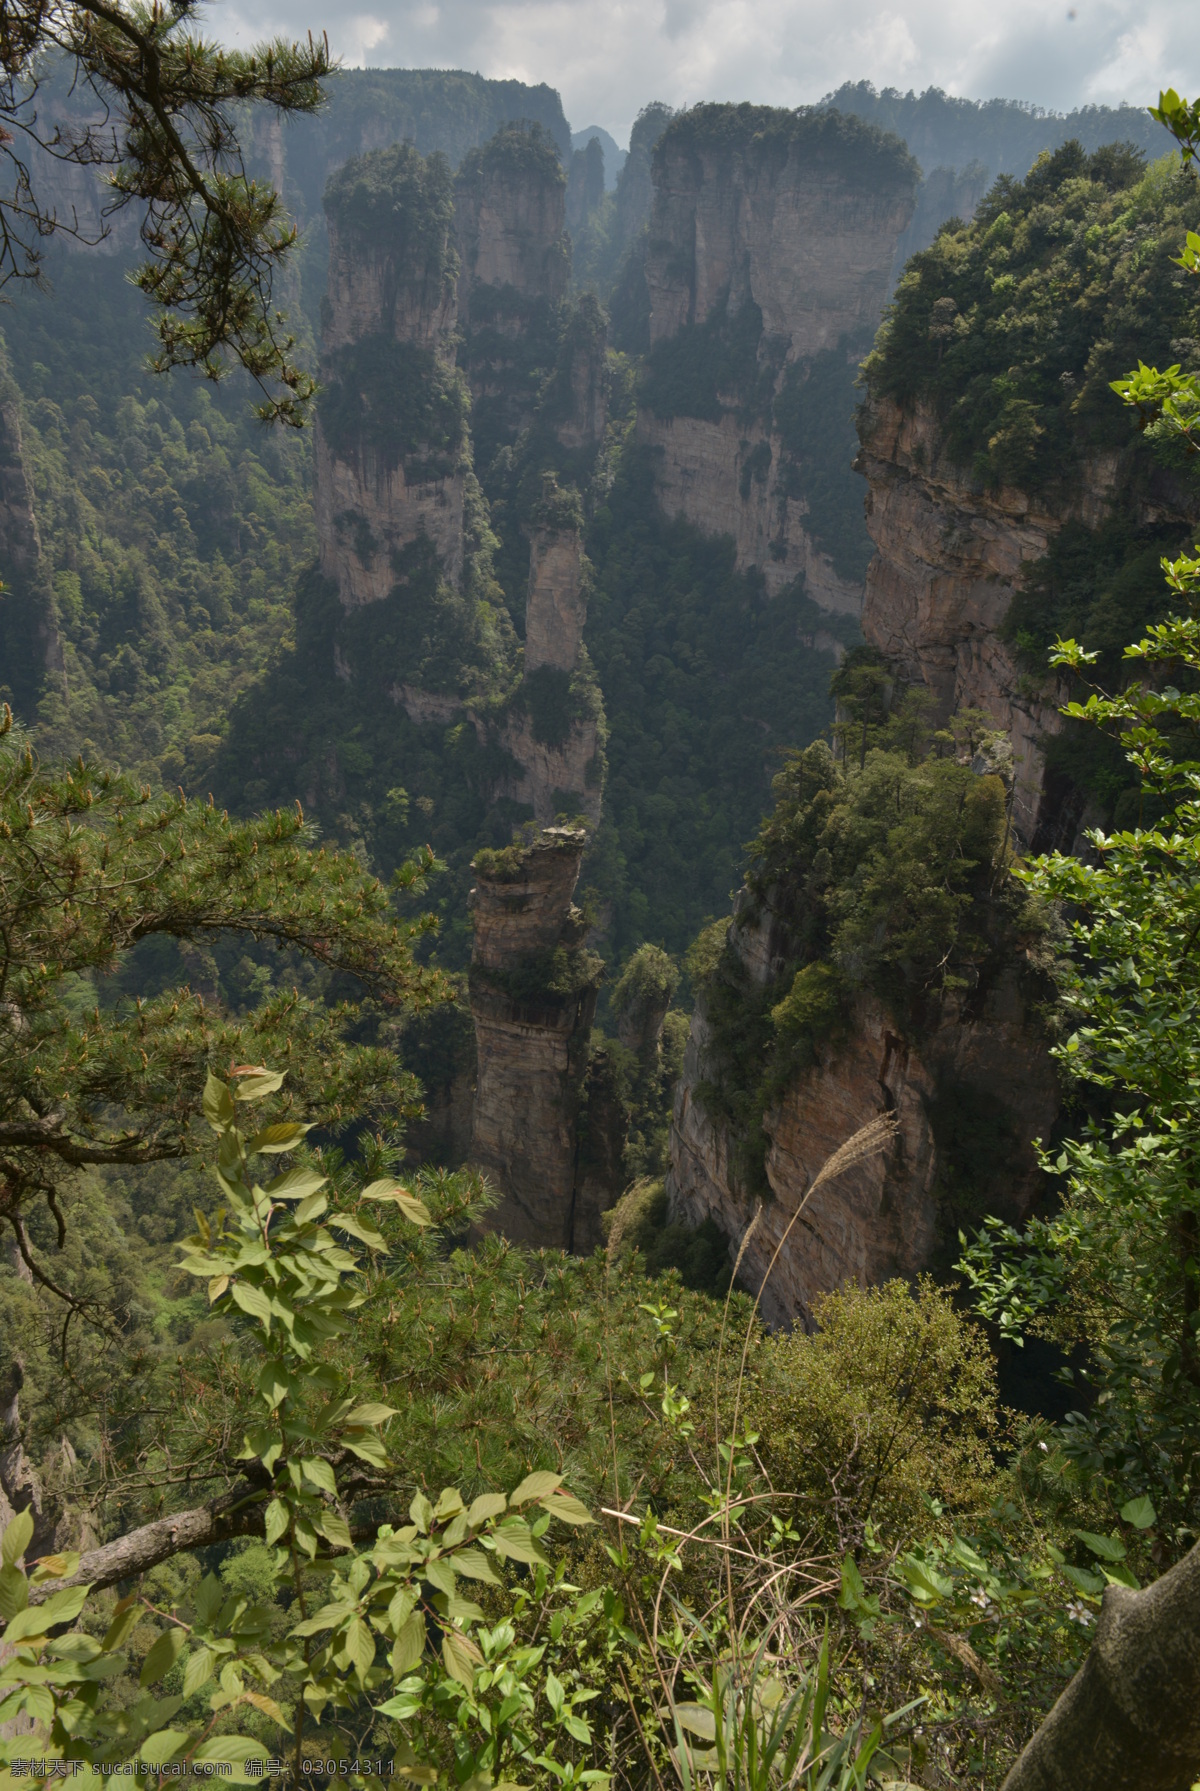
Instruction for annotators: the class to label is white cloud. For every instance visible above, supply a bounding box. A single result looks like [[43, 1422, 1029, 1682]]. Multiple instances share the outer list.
[[205, 0, 1200, 143]]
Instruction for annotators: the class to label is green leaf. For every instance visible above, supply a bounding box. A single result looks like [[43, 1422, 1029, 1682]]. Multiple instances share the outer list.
[[391, 1610, 426, 1676], [203, 1072, 236, 1130], [234, 1069, 287, 1102], [467, 1493, 507, 1528], [539, 1491, 593, 1526], [1072, 1529, 1126, 1563], [410, 1491, 434, 1533], [141, 1626, 187, 1685], [139, 1730, 191, 1767], [194, 1574, 225, 1627], [4, 1582, 89, 1642], [248, 1122, 312, 1154], [1, 1509, 34, 1567], [1061, 1564, 1105, 1595], [265, 1166, 327, 1201], [103, 1596, 142, 1651], [509, 1471, 563, 1508], [231, 1281, 273, 1328], [361, 1180, 432, 1227], [442, 1626, 481, 1689], [425, 1560, 456, 1598], [302, 1458, 338, 1496], [492, 1521, 550, 1567], [319, 1511, 352, 1551], [450, 1548, 502, 1586], [345, 1403, 398, 1427], [672, 1703, 716, 1741], [347, 1613, 376, 1678], [183, 1646, 216, 1698], [193, 1737, 273, 1783], [1120, 1495, 1157, 1530], [434, 1487, 465, 1521], [0, 1563, 29, 1620], [329, 1213, 387, 1251]]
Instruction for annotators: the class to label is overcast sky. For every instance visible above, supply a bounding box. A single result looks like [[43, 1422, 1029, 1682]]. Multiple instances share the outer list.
[[207, 0, 1199, 144]]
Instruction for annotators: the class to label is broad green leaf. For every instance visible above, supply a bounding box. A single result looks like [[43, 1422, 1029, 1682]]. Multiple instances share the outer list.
[[347, 1613, 376, 1678], [446, 1592, 485, 1625], [247, 1123, 312, 1155], [410, 1491, 434, 1533], [467, 1493, 507, 1528], [194, 1574, 225, 1627], [291, 1600, 359, 1639], [0, 1563, 29, 1620], [244, 1689, 287, 1726], [183, 1647, 216, 1698], [141, 1626, 187, 1685], [540, 1491, 593, 1526], [390, 1610, 426, 1676], [450, 1548, 502, 1586], [1102, 1564, 1141, 1590], [434, 1487, 465, 1521], [442, 1626, 482, 1689], [302, 1458, 338, 1496], [509, 1471, 562, 1508], [1073, 1529, 1126, 1563], [345, 1403, 398, 1427], [193, 1736, 273, 1783], [492, 1521, 549, 1567], [361, 1181, 432, 1226], [425, 1560, 456, 1598], [4, 1582, 88, 1642], [1120, 1495, 1157, 1530], [265, 1165, 327, 1201], [103, 1595, 142, 1651], [2, 1509, 34, 1567], [203, 1072, 236, 1130], [265, 1499, 289, 1546], [319, 1511, 352, 1551], [330, 1213, 387, 1251], [231, 1281, 273, 1327], [1061, 1563, 1105, 1595], [139, 1729, 191, 1766], [233, 1069, 286, 1102]]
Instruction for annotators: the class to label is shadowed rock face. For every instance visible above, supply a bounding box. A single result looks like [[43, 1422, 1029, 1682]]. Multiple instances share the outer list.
[[666, 896, 1056, 1330], [853, 391, 1188, 848], [468, 830, 603, 1250], [637, 106, 918, 607], [315, 143, 466, 607], [0, 390, 65, 712]]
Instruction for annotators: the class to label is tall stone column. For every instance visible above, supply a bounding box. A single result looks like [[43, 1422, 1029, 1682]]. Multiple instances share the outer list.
[[467, 828, 602, 1249]]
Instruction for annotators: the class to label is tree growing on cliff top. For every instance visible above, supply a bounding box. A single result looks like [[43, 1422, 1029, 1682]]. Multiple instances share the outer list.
[[0, 1, 332, 421]]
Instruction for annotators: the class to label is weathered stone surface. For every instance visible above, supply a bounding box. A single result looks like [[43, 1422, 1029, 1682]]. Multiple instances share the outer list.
[[524, 526, 588, 673], [455, 146, 569, 326], [638, 117, 915, 609], [468, 830, 602, 1249], [666, 883, 1056, 1329], [638, 411, 861, 607], [857, 393, 1118, 843], [315, 431, 465, 604]]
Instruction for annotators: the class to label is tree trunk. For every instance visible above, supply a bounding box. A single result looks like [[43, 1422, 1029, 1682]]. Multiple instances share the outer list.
[[1001, 1540, 1200, 1790]]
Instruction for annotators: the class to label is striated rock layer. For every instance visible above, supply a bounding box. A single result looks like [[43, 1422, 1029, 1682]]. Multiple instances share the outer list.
[[666, 897, 1056, 1330], [637, 107, 917, 605], [468, 829, 604, 1249], [857, 393, 1122, 844]]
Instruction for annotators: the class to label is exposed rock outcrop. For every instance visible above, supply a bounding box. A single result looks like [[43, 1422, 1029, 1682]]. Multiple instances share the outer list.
[[856, 392, 1121, 844], [315, 143, 467, 608], [0, 383, 65, 715], [666, 891, 1056, 1331], [636, 105, 918, 606], [468, 829, 604, 1249]]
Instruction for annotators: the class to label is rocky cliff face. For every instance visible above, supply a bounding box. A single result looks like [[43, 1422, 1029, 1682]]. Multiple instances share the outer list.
[[316, 144, 467, 607], [636, 106, 918, 606], [667, 887, 1056, 1330], [468, 829, 604, 1249]]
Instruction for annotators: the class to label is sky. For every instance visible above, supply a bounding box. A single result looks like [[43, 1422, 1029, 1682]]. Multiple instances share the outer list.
[[206, 0, 1200, 144]]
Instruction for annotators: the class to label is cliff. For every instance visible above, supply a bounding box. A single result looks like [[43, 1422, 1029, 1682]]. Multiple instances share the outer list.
[[455, 125, 571, 472], [856, 141, 1200, 847], [670, 932, 1055, 1331], [665, 732, 1057, 1329], [316, 143, 468, 605], [468, 828, 605, 1249], [635, 105, 918, 607]]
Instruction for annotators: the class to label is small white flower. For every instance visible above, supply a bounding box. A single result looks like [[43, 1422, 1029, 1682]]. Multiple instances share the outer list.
[[969, 1589, 992, 1610], [1066, 1600, 1094, 1626], [1038, 1441, 1049, 1453]]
